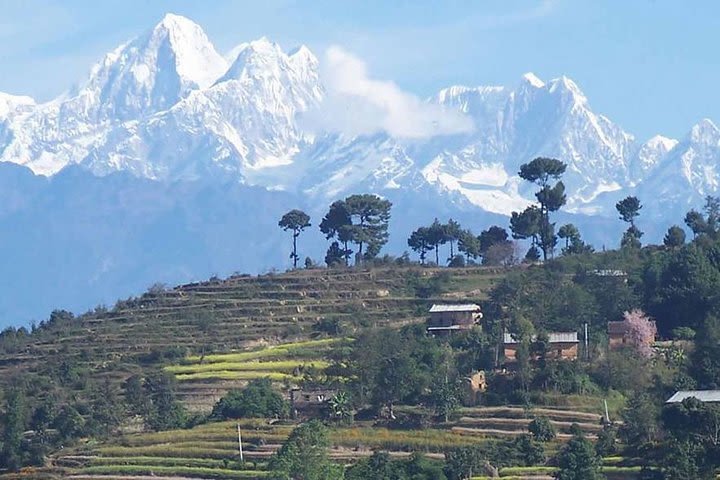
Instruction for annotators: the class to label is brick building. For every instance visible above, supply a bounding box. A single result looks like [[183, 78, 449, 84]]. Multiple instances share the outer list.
[[503, 332, 579, 361]]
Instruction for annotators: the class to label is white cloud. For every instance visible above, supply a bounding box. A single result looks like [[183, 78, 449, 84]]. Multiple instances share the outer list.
[[305, 46, 474, 139]]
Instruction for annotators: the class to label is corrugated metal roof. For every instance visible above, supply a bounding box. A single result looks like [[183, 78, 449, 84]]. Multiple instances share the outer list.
[[427, 325, 463, 331], [504, 332, 579, 344], [429, 304, 481, 313], [608, 320, 657, 336], [548, 332, 579, 343], [666, 390, 720, 403], [607, 321, 630, 334]]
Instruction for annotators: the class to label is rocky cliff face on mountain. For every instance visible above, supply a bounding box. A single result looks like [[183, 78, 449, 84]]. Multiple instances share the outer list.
[[0, 13, 718, 324]]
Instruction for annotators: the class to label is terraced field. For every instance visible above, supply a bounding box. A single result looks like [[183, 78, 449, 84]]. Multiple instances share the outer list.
[[453, 406, 604, 441], [43, 410, 640, 480], [47, 418, 454, 479], [164, 338, 345, 411], [0, 267, 503, 394], [471, 462, 643, 480]]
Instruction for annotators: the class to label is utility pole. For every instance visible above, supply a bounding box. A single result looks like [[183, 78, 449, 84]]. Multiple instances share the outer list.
[[604, 399, 610, 424], [237, 423, 244, 463], [584, 323, 589, 360]]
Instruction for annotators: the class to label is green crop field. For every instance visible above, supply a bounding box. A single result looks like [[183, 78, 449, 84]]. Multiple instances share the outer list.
[[184, 338, 346, 364], [165, 338, 342, 385], [47, 417, 646, 480]]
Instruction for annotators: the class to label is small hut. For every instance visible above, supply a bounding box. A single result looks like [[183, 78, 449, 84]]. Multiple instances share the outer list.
[[426, 304, 482, 334]]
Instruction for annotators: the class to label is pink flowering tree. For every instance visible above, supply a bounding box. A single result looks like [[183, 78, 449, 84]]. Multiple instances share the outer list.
[[623, 309, 657, 357]]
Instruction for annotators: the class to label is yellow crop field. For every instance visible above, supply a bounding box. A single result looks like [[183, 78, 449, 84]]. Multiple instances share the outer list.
[[166, 360, 330, 374], [174, 370, 294, 381], [186, 338, 348, 364]]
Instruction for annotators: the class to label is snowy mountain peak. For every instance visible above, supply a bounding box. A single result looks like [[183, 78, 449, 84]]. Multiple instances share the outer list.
[[646, 134, 679, 152], [289, 45, 318, 65], [75, 12, 226, 121], [436, 85, 473, 102], [547, 75, 587, 104], [521, 72, 545, 88], [217, 38, 320, 92], [156, 12, 195, 30], [689, 118, 720, 144], [221, 39, 285, 76], [436, 85, 506, 104], [631, 134, 679, 181], [0, 92, 35, 119], [636, 118, 720, 204], [147, 13, 227, 88], [246, 37, 282, 53]]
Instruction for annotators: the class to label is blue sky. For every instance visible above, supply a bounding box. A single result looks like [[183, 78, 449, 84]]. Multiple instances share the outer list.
[[0, 0, 717, 140]]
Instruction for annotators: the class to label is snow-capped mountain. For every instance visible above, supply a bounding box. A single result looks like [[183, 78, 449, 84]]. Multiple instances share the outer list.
[[0, 13, 719, 220], [422, 73, 638, 215], [1, 13, 719, 325], [0, 93, 35, 120], [80, 13, 228, 121], [631, 134, 679, 183], [79, 36, 322, 181], [635, 119, 720, 216], [0, 13, 229, 176]]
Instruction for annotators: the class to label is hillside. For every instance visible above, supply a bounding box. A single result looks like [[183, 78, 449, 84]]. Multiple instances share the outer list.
[[0, 266, 501, 402], [0, 265, 509, 479], [3, 235, 720, 479], [0, 261, 643, 480]]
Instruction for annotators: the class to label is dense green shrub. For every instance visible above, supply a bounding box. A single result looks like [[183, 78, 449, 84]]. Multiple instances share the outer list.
[[529, 416, 556, 442], [211, 378, 288, 420]]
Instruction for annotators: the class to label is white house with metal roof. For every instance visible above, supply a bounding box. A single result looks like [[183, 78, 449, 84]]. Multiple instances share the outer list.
[[666, 390, 720, 404], [427, 303, 482, 333]]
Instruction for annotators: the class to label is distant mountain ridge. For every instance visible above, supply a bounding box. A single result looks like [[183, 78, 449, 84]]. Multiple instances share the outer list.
[[0, 13, 718, 325], [1, 13, 718, 218]]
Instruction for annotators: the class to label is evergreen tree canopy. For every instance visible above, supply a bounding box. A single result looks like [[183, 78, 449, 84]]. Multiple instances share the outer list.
[[554, 433, 604, 480], [444, 219, 462, 260], [269, 420, 341, 480], [518, 157, 567, 186], [279, 209, 311, 269], [319, 200, 354, 266], [664, 225, 687, 248], [458, 228, 481, 261], [479, 226, 509, 253], [510, 206, 542, 244], [514, 158, 567, 260], [408, 226, 432, 264], [616, 196, 642, 226], [344, 194, 392, 262], [426, 218, 448, 265]]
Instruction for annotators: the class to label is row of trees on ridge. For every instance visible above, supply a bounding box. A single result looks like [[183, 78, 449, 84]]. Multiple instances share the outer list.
[[278, 157, 711, 268], [278, 194, 392, 268]]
